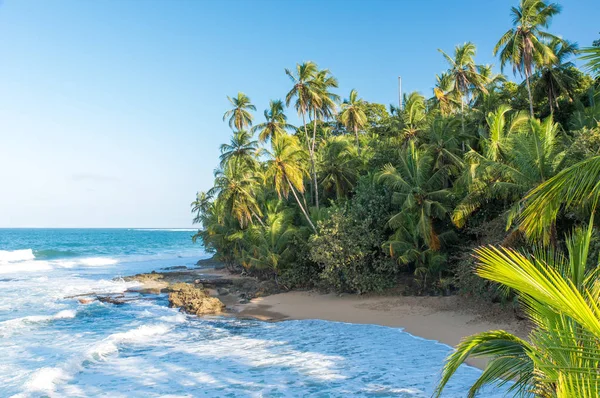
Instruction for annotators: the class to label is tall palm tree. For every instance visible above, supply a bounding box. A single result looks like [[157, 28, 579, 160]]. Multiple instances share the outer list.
[[378, 142, 453, 250], [439, 42, 489, 134], [308, 68, 339, 208], [435, 217, 600, 397], [219, 130, 259, 171], [494, 0, 562, 116], [534, 39, 578, 114], [285, 62, 320, 205], [339, 89, 367, 151], [251, 100, 295, 143], [223, 92, 256, 131], [265, 134, 317, 233]]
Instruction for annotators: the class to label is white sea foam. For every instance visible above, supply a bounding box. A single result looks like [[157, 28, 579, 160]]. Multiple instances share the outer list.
[[79, 257, 119, 266], [23, 324, 172, 394], [0, 310, 76, 337], [0, 249, 35, 263]]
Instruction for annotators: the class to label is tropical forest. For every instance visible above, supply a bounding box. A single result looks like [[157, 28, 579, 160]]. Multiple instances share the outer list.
[[192, 0, 600, 395]]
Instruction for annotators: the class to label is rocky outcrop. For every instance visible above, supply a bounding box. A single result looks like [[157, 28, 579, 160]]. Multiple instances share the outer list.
[[168, 283, 225, 315]]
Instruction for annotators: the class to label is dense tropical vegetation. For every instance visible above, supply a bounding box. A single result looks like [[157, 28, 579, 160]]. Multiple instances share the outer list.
[[192, 1, 600, 395]]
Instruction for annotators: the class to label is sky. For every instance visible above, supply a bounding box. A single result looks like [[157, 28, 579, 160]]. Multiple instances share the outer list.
[[0, 0, 597, 228]]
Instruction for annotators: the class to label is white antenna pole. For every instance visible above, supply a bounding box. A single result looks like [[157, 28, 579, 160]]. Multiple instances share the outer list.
[[398, 76, 403, 111]]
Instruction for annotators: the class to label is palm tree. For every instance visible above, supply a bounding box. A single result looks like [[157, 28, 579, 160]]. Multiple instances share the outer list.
[[580, 46, 600, 79], [519, 154, 600, 243], [435, 217, 600, 397], [223, 92, 256, 131], [191, 191, 213, 225], [453, 115, 564, 229], [317, 136, 361, 200], [210, 163, 264, 228], [432, 72, 461, 116], [339, 89, 367, 151], [244, 203, 296, 281], [378, 142, 453, 250], [439, 42, 489, 134], [494, 0, 562, 116], [422, 115, 464, 176], [251, 100, 295, 143], [534, 39, 578, 114], [399, 91, 428, 142], [308, 68, 339, 208], [285, 62, 320, 205], [265, 134, 317, 233], [384, 212, 448, 291], [219, 130, 259, 171]]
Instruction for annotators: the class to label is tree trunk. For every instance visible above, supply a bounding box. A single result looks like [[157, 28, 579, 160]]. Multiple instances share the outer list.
[[286, 176, 317, 233], [525, 73, 534, 117], [354, 125, 360, 154], [460, 97, 465, 151], [301, 110, 315, 208], [311, 107, 319, 210], [251, 210, 265, 227]]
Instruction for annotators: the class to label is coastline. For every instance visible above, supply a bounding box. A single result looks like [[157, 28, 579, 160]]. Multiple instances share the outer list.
[[126, 265, 531, 369]]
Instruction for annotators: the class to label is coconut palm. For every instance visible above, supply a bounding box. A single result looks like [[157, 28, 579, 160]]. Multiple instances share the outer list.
[[453, 115, 564, 229], [191, 191, 213, 225], [494, 0, 562, 116], [519, 154, 600, 243], [422, 115, 464, 176], [244, 203, 296, 280], [308, 68, 339, 208], [533, 39, 579, 114], [251, 100, 295, 143], [219, 130, 259, 171], [265, 134, 317, 233], [432, 72, 462, 116], [223, 92, 256, 131], [339, 89, 367, 151], [438, 42, 489, 134], [384, 212, 448, 290], [580, 46, 600, 79], [317, 136, 361, 200], [378, 142, 453, 250], [435, 216, 600, 398], [209, 163, 264, 228], [399, 91, 428, 142], [285, 62, 321, 205]]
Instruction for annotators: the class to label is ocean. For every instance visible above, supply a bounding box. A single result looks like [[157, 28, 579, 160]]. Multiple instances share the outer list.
[[0, 228, 508, 397]]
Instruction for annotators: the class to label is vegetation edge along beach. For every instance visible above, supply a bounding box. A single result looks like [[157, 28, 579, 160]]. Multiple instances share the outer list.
[[184, 0, 600, 396]]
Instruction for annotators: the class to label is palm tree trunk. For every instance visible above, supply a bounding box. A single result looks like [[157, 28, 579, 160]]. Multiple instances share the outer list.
[[251, 210, 265, 227], [460, 97, 465, 151], [354, 125, 360, 154], [285, 176, 317, 233], [311, 107, 320, 209], [301, 110, 315, 206], [525, 73, 534, 117]]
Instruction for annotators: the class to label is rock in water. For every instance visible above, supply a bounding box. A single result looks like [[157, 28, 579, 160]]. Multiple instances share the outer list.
[[168, 283, 225, 315]]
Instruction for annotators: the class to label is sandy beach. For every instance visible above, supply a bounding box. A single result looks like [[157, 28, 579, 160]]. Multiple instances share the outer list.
[[236, 290, 531, 368], [125, 266, 531, 369]]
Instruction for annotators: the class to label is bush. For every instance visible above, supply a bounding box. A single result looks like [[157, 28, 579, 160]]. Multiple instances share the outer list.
[[309, 208, 397, 293]]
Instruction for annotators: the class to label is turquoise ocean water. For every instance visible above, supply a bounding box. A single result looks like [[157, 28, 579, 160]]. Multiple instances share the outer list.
[[0, 228, 508, 397]]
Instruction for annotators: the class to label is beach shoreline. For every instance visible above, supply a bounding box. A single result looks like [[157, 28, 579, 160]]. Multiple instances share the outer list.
[[126, 265, 530, 369]]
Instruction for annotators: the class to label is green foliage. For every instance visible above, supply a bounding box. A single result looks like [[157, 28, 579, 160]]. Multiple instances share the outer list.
[[309, 207, 396, 293]]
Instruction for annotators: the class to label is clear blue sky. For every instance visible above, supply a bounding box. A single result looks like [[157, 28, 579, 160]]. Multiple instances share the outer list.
[[0, 0, 597, 228]]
